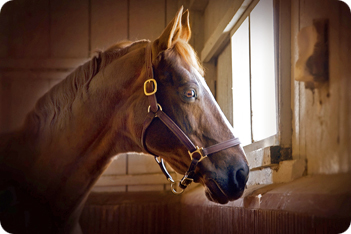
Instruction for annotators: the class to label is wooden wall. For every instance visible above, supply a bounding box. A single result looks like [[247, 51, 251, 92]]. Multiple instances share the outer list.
[[291, 0, 351, 175], [0, 0, 188, 192]]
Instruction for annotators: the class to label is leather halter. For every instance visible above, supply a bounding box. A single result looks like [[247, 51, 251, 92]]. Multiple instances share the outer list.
[[141, 43, 241, 194]]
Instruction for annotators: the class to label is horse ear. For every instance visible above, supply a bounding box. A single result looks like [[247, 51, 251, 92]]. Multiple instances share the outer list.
[[180, 10, 191, 42], [152, 6, 191, 55]]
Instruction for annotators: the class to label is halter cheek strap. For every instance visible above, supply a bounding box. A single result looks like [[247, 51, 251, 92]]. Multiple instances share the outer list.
[[141, 43, 241, 194]]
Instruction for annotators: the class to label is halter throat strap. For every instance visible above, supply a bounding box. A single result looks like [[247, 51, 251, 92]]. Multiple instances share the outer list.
[[141, 43, 241, 193]]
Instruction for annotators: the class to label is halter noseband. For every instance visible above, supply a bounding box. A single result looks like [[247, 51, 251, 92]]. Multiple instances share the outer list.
[[141, 43, 241, 194]]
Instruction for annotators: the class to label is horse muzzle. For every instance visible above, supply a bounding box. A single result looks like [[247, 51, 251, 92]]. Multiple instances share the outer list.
[[197, 158, 249, 204]]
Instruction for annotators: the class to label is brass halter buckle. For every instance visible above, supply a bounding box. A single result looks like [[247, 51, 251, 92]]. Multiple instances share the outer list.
[[188, 146, 207, 162], [144, 79, 157, 96]]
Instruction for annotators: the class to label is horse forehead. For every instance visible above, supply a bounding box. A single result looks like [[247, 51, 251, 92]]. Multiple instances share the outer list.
[[170, 61, 206, 87]]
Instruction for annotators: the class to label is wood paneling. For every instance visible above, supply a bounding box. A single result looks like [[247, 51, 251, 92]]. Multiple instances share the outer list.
[[189, 10, 204, 54], [91, 0, 128, 52], [338, 1, 351, 172], [166, 0, 178, 23], [0, 1, 12, 58], [129, 0, 166, 41], [50, 0, 89, 58], [292, 0, 351, 174], [203, 0, 234, 43], [0, 76, 11, 132], [127, 154, 163, 174], [4, 0, 50, 58], [217, 43, 233, 125], [82, 174, 351, 234]]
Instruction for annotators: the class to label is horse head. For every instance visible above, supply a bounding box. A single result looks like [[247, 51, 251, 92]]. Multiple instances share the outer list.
[[141, 7, 249, 204]]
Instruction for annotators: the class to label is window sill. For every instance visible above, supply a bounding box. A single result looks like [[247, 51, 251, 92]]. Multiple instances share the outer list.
[[243, 135, 278, 152], [243, 135, 299, 186]]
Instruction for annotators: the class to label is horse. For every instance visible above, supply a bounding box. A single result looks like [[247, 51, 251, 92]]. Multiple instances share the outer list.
[[0, 7, 249, 234]]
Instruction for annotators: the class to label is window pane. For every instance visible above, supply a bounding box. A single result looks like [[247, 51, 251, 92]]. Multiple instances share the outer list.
[[231, 18, 251, 146], [250, 0, 277, 141]]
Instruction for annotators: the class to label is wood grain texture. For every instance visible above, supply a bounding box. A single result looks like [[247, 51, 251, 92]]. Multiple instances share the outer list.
[[91, 0, 128, 52], [129, 0, 166, 41], [295, 0, 351, 174], [50, 0, 89, 58], [217, 43, 233, 125], [1, 0, 50, 58]]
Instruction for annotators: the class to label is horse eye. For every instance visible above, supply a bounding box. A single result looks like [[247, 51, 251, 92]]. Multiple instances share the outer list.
[[185, 89, 196, 98]]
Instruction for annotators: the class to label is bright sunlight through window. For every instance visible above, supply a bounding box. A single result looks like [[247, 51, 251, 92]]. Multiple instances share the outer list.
[[231, 0, 277, 146]]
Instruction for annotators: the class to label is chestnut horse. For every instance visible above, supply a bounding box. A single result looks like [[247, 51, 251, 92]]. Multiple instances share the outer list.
[[0, 7, 249, 234]]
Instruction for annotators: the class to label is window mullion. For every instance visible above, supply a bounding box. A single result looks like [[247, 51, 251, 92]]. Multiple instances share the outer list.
[[248, 15, 254, 144]]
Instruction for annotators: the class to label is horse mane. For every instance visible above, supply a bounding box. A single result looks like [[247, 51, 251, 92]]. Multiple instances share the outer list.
[[24, 40, 148, 134], [170, 39, 204, 76]]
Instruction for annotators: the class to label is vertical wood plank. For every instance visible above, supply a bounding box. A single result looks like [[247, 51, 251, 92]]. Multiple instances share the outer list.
[[323, 0, 342, 174], [0, 1, 13, 58], [276, 0, 292, 148], [0, 76, 11, 133], [203, 60, 217, 96], [91, 0, 128, 52], [298, 0, 307, 161], [166, 0, 178, 24], [189, 10, 204, 55], [217, 43, 233, 125], [298, 0, 349, 174], [129, 0, 165, 41], [337, 0, 351, 172], [127, 153, 162, 174], [50, 0, 89, 58], [203, 0, 233, 44], [291, 0, 301, 159], [7, 0, 50, 58]]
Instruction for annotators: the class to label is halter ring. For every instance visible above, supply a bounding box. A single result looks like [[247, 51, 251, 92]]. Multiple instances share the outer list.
[[170, 180, 184, 195], [147, 104, 162, 113]]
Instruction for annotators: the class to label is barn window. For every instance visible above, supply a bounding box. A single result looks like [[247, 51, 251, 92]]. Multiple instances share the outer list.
[[202, 0, 292, 181], [231, 0, 276, 146]]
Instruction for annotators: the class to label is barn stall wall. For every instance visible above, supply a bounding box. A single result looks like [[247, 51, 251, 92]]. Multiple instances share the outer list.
[[291, 0, 351, 175], [0, 0, 351, 233]]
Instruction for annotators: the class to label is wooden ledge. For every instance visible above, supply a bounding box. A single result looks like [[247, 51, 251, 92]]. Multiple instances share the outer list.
[[181, 173, 351, 219], [85, 190, 180, 206], [82, 174, 351, 234], [85, 173, 351, 219]]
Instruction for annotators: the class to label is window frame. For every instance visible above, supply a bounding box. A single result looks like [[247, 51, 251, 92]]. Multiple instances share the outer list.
[[201, 0, 291, 162]]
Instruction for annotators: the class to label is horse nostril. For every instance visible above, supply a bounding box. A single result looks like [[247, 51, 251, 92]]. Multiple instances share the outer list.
[[234, 166, 249, 188]]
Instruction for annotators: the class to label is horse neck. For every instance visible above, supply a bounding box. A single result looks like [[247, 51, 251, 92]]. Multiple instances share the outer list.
[[64, 45, 148, 156], [23, 42, 147, 155], [0, 42, 149, 223]]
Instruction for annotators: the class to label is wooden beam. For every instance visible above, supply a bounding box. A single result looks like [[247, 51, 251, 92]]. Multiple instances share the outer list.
[[201, 0, 253, 62]]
